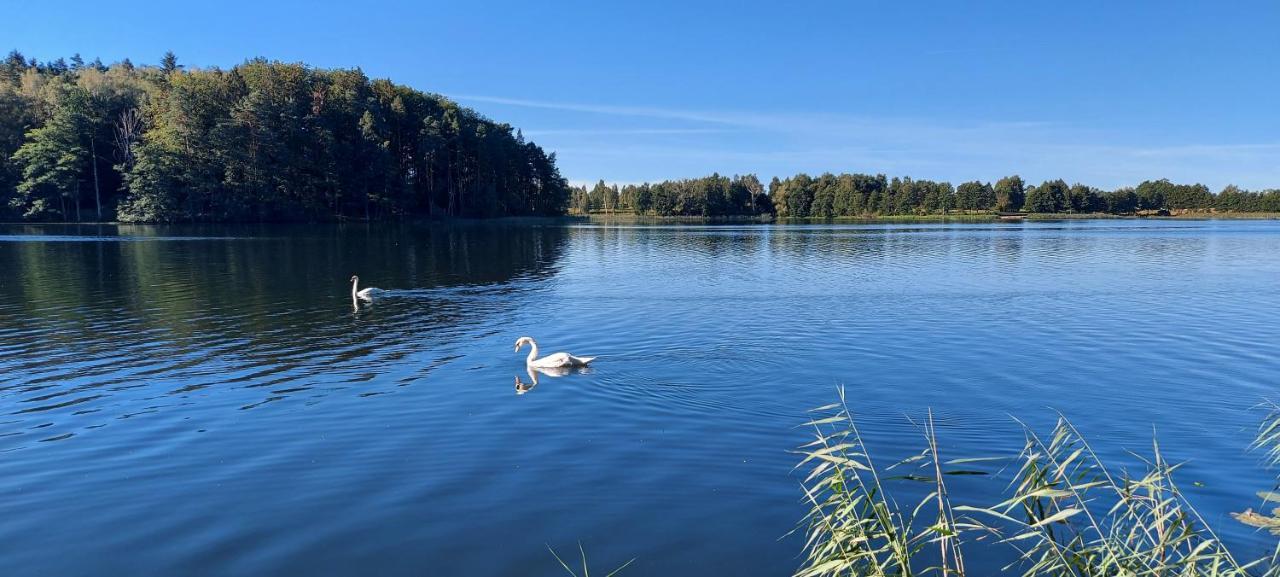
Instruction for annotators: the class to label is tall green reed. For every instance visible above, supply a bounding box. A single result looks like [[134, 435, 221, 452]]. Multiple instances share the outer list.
[[977, 417, 1254, 577], [797, 389, 1273, 577], [795, 388, 984, 577]]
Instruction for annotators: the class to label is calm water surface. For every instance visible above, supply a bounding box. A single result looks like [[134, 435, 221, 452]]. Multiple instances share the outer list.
[[2, 219, 1279, 576]]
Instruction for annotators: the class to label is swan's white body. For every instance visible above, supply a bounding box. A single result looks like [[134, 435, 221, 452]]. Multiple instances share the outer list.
[[515, 336, 595, 369], [350, 275, 382, 301]]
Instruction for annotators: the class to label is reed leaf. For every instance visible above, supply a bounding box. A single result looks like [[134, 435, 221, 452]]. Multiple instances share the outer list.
[[547, 543, 634, 577], [796, 393, 1271, 577]]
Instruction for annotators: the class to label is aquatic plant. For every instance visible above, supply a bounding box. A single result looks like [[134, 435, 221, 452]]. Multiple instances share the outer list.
[[794, 388, 978, 577], [1232, 403, 1280, 570], [981, 418, 1253, 577], [796, 390, 1270, 577], [548, 543, 634, 577]]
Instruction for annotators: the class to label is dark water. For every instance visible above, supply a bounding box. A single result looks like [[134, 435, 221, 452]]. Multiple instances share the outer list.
[[2, 219, 1279, 576]]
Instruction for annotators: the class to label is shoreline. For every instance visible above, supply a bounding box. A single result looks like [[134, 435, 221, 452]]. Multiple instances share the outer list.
[[577, 211, 1280, 223], [3, 211, 1278, 227]]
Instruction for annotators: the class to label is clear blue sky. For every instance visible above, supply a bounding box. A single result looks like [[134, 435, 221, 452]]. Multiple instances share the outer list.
[[6, 0, 1279, 189]]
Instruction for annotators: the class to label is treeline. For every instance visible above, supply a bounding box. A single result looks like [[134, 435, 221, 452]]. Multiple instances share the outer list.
[[575, 173, 1280, 218], [0, 51, 570, 222], [6, 50, 1275, 223], [570, 174, 774, 217]]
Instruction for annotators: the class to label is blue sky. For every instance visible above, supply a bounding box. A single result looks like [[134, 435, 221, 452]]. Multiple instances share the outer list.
[[6, 0, 1279, 189]]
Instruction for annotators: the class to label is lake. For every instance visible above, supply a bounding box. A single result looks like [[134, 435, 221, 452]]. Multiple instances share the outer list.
[[2, 219, 1279, 576]]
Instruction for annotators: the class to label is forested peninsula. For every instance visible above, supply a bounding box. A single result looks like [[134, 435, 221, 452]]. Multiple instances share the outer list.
[[3, 51, 1278, 223], [0, 52, 570, 222]]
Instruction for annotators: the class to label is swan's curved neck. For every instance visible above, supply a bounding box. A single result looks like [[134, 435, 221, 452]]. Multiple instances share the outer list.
[[351, 278, 358, 298], [524, 339, 539, 364]]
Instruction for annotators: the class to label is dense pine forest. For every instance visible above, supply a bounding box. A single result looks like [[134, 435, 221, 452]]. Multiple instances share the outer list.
[[572, 174, 1280, 218], [0, 51, 571, 222]]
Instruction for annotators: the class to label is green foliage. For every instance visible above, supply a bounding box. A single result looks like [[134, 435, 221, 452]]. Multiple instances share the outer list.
[[796, 389, 976, 577], [1215, 185, 1280, 212], [0, 74, 40, 215], [3, 52, 570, 222], [957, 181, 997, 211], [983, 419, 1254, 577], [583, 179, 619, 212], [597, 170, 1279, 218], [10, 110, 83, 219], [797, 394, 1273, 577], [1254, 405, 1280, 471], [575, 173, 771, 217], [774, 174, 957, 217], [4, 53, 1280, 222], [1067, 184, 1105, 213], [9, 82, 99, 220], [1137, 179, 1213, 211], [1104, 188, 1140, 214], [995, 175, 1027, 212], [1025, 180, 1069, 213], [772, 173, 898, 218]]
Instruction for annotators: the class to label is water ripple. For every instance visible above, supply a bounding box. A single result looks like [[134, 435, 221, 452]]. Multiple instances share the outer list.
[[2, 220, 1279, 576]]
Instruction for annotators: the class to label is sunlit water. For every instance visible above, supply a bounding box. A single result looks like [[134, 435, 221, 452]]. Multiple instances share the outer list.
[[2, 219, 1279, 576]]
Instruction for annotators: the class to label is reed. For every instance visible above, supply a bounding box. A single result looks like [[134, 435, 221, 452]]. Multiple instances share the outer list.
[[794, 387, 980, 577], [1232, 403, 1280, 569], [548, 543, 634, 577], [796, 389, 1275, 577], [979, 417, 1253, 576]]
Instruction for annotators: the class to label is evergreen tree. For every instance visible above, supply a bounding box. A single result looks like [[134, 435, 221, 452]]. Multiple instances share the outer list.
[[10, 87, 87, 220], [1025, 179, 1069, 213]]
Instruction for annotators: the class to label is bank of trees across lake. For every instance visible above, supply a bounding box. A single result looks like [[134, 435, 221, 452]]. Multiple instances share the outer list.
[[574, 173, 1280, 218], [6, 51, 1278, 223], [0, 51, 570, 222], [571, 174, 774, 217]]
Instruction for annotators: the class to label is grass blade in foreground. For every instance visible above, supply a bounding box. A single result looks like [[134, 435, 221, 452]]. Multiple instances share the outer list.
[[547, 543, 635, 577]]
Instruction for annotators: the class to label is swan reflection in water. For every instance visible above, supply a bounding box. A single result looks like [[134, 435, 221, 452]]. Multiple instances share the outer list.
[[514, 364, 587, 395]]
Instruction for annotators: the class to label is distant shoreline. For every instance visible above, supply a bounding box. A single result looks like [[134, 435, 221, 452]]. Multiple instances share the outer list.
[[3, 211, 1278, 227], [576, 211, 1280, 223]]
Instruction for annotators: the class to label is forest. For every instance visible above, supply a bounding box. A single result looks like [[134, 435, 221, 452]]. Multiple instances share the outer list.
[[0, 51, 571, 222], [570, 174, 773, 217], [572, 173, 1280, 218], [5, 52, 1279, 223]]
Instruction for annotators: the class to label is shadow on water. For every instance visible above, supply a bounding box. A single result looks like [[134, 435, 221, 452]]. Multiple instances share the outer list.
[[0, 221, 570, 435]]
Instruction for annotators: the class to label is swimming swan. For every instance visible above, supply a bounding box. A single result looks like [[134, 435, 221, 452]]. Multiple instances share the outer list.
[[514, 336, 595, 369], [350, 275, 383, 301]]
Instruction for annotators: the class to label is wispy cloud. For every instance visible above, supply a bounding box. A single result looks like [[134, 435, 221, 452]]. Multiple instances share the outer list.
[[457, 93, 1057, 134], [523, 127, 736, 137], [452, 94, 742, 125], [454, 93, 1280, 190]]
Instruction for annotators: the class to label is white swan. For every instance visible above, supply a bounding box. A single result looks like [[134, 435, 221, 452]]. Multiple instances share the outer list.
[[515, 336, 595, 369], [350, 275, 383, 301]]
